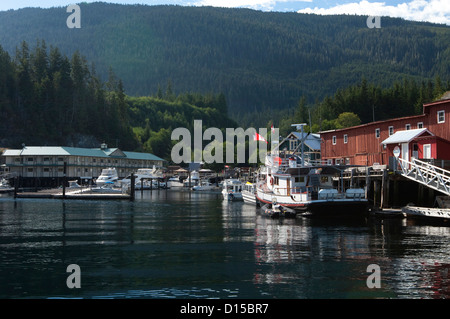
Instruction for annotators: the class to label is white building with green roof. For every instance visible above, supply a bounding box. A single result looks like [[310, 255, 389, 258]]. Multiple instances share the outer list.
[[1, 143, 165, 182]]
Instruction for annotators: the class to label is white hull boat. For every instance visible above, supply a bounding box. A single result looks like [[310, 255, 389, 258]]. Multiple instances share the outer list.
[[402, 205, 450, 221], [192, 181, 220, 191], [242, 182, 257, 205], [0, 178, 14, 193], [222, 179, 243, 201], [255, 154, 368, 217], [96, 168, 119, 187]]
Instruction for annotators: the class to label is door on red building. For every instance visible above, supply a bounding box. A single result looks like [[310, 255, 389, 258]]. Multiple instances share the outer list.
[[423, 144, 431, 159], [401, 143, 409, 162]]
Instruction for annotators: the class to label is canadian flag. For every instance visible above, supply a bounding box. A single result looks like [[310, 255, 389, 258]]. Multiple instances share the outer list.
[[254, 132, 268, 143], [271, 124, 275, 134]]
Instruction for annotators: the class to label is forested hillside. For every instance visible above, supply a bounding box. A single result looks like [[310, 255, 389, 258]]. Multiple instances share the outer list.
[[0, 42, 236, 160], [0, 3, 449, 127]]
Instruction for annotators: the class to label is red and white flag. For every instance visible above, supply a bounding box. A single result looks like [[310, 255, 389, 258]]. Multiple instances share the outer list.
[[254, 132, 268, 143], [271, 124, 275, 134]]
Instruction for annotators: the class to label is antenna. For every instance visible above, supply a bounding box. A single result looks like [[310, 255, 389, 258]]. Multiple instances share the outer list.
[[291, 124, 307, 167], [291, 123, 307, 130]]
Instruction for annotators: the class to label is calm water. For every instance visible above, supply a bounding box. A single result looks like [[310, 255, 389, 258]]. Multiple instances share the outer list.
[[0, 190, 449, 299]]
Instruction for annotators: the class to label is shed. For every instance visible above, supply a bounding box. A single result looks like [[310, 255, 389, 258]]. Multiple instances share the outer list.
[[382, 128, 436, 161]]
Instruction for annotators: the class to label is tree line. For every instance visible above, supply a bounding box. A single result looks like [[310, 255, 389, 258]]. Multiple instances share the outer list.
[[277, 77, 450, 135], [0, 41, 237, 162], [1, 3, 449, 129]]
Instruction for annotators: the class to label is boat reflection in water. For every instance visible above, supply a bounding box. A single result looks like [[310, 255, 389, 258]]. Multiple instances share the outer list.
[[0, 191, 449, 299]]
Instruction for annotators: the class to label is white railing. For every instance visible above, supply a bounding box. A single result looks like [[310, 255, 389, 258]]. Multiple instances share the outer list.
[[397, 157, 450, 196]]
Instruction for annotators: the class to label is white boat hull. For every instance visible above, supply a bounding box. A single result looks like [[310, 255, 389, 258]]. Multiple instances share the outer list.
[[256, 188, 368, 216], [192, 185, 220, 191], [242, 190, 257, 205], [223, 192, 243, 201], [402, 206, 450, 221]]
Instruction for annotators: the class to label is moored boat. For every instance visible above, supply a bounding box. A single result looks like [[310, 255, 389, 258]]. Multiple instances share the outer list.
[[259, 203, 297, 218], [402, 205, 450, 222], [0, 178, 14, 193], [222, 178, 243, 201], [255, 153, 368, 217], [95, 168, 119, 187], [167, 176, 184, 188], [121, 166, 164, 189], [242, 182, 257, 205], [91, 181, 123, 193], [192, 181, 220, 191]]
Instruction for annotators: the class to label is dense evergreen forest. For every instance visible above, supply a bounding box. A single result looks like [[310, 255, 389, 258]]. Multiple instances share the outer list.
[[0, 41, 236, 161], [0, 41, 138, 150], [0, 3, 449, 127]]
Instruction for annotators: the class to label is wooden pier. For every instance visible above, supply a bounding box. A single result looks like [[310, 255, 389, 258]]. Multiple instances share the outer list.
[[341, 163, 443, 210]]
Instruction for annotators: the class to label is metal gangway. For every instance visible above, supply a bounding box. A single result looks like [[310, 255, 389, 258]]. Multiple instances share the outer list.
[[397, 157, 450, 196]]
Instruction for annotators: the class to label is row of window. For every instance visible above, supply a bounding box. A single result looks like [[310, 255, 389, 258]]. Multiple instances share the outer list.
[[331, 110, 445, 146], [12, 157, 156, 166], [25, 167, 133, 173]]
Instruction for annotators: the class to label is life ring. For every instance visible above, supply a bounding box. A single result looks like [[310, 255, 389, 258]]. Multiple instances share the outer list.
[[269, 177, 273, 185]]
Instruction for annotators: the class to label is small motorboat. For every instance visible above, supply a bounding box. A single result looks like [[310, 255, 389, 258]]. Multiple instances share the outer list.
[[260, 203, 297, 219], [91, 181, 123, 193]]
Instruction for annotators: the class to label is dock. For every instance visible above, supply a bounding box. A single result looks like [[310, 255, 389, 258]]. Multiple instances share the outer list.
[[15, 188, 131, 200], [368, 207, 405, 218]]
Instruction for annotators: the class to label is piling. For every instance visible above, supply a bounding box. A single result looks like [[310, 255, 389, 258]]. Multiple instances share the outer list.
[[14, 176, 19, 199], [380, 169, 389, 208], [130, 173, 135, 201], [372, 179, 377, 208], [62, 162, 67, 199], [188, 171, 191, 189], [365, 167, 371, 199]]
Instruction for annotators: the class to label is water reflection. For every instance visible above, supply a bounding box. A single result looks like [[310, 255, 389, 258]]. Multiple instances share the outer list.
[[250, 211, 450, 298], [0, 192, 449, 298]]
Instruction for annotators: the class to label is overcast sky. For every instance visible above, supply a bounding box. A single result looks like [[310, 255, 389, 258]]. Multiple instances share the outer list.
[[0, 0, 448, 25]]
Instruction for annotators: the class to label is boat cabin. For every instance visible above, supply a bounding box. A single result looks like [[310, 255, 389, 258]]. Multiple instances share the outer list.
[[223, 179, 242, 193], [272, 167, 337, 195]]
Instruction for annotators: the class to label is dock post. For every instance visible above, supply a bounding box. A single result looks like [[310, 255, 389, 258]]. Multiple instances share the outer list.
[[393, 177, 399, 207], [130, 173, 135, 201], [350, 168, 355, 188], [141, 178, 144, 195], [373, 179, 379, 209], [381, 169, 388, 208], [62, 162, 67, 199], [418, 184, 424, 206], [365, 167, 371, 201], [188, 171, 191, 190], [14, 176, 19, 199]]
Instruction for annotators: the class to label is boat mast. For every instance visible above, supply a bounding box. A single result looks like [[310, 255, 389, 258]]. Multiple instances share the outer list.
[[291, 123, 307, 167]]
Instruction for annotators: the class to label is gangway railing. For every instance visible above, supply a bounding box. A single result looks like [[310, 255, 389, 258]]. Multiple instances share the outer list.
[[397, 157, 450, 196]]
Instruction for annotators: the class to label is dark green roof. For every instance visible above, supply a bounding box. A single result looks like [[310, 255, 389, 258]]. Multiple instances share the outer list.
[[2, 146, 165, 161]]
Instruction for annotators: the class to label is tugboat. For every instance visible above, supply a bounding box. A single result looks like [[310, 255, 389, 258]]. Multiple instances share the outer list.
[[255, 127, 368, 217]]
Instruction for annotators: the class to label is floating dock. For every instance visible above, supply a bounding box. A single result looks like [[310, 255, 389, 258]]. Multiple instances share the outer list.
[[15, 188, 131, 200]]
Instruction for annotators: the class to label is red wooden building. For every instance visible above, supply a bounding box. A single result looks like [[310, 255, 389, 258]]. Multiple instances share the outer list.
[[320, 95, 450, 167]]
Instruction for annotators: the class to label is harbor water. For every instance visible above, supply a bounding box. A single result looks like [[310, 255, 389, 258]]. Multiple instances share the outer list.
[[0, 190, 449, 299]]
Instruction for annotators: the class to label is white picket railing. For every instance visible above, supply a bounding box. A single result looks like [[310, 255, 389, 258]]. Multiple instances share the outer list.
[[397, 157, 450, 196]]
